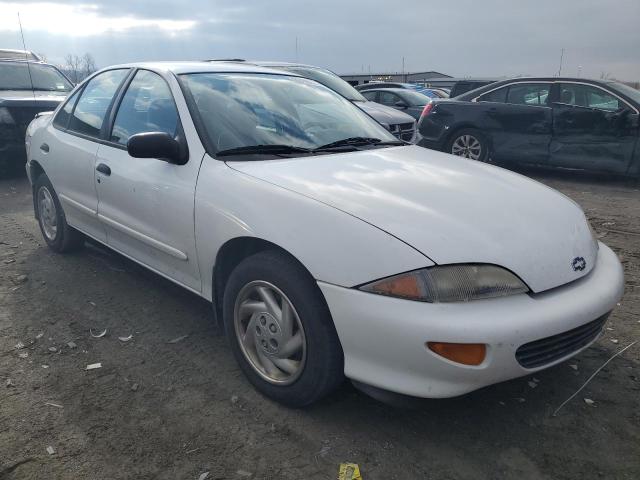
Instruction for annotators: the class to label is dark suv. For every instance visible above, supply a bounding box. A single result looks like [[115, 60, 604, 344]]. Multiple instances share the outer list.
[[0, 55, 72, 175]]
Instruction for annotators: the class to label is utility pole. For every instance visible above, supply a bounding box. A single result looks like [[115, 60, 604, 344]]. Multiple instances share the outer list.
[[557, 48, 564, 77], [295, 37, 298, 63], [577, 65, 582, 77]]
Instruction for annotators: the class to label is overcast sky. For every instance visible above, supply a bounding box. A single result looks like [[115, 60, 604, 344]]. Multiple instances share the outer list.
[[1, 0, 638, 80]]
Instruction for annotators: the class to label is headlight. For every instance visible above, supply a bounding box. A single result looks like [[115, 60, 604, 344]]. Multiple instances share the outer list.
[[0, 107, 15, 125], [359, 264, 529, 303]]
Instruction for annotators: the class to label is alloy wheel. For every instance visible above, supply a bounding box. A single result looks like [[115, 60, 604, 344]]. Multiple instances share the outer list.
[[37, 186, 58, 241], [451, 134, 482, 160], [233, 280, 307, 385]]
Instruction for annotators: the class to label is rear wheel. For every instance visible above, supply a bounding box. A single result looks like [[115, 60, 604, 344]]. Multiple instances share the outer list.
[[446, 128, 489, 162], [223, 250, 344, 407], [34, 174, 84, 253]]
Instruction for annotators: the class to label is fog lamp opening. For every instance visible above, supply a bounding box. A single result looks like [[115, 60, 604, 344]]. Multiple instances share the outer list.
[[427, 342, 486, 366]]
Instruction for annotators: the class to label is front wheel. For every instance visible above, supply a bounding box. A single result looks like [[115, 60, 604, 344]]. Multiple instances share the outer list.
[[34, 174, 84, 253], [446, 128, 489, 162], [223, 250, 344, 407]]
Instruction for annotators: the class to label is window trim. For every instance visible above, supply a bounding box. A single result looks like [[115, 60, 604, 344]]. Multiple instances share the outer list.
[[473, 80, 638, 114], [473, 81, 552, 108], [54, 68, 133, 146], [553, 81, 638, 114], [103, 67, 185, 152]]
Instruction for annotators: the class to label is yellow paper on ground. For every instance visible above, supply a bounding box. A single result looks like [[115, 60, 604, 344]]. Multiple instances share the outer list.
[[338, 463, 362, 480]]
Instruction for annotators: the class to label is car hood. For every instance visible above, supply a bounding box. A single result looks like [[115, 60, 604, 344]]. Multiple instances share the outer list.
[[354, 100, 415, 125], [228, 146, 598, 293]]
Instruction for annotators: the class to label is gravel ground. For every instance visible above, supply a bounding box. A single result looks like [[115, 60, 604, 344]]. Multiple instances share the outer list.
[[0, 168, 638, 480]]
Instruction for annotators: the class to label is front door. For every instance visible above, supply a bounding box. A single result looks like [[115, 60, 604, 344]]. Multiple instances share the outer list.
[[95, 69, 202, 292], [551, 82, 639, 174]]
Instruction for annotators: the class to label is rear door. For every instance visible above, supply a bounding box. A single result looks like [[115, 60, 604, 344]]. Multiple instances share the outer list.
[[45, 69, 130, 242], [476, 82, 552, 163], [94, 69, 202, 292], [551, 82, 639, 173]]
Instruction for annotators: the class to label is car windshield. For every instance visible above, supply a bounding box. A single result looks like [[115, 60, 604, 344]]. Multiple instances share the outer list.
[[278, 66, 367, 102], [0, 62, 72, 91], [609, 82, 640, 105], [180, 72, 397, 156]]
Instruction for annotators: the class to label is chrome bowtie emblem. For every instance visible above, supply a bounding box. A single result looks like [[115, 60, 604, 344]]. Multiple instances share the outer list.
[[571, 257, 586, 271]]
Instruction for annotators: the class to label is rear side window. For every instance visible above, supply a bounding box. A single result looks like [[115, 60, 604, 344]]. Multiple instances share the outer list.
[[506, 83, 550, 106], [478, 87, 507, 103], [110, 70, 179, 146], [52, 90, 80, 129], [68, 69, 129, 138]]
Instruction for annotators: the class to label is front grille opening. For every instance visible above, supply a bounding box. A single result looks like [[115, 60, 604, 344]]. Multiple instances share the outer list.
[[515, 314, 609, 369]]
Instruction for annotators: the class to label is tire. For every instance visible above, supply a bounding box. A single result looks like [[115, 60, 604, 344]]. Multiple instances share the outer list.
[[34, 173, 84, 253], [223, 250, 344, 407], [446, 128, 489, 162]]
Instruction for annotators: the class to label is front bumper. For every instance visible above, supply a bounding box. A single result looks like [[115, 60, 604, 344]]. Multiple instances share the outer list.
[[319, 242, 624, 398]]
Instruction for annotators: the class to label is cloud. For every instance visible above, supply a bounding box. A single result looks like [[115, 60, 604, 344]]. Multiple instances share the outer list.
[[1, 2, 195, 36], [0, 0, 638, 81]]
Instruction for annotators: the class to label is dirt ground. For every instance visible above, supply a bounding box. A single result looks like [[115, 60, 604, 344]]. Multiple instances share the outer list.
[[0, 168, 638, 480]]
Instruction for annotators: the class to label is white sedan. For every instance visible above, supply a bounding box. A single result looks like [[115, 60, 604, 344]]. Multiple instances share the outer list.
[[25, 62, 624, 406]]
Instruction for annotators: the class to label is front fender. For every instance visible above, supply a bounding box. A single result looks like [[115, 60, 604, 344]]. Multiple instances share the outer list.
[[194, 158, 433, 301]]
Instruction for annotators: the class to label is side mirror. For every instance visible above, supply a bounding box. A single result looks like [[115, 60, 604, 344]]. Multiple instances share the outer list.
[[127, 132, 188, 165], [394, 101, 408, 109]]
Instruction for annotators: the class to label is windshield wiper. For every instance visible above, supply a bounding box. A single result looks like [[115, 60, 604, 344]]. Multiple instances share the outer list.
[[216, 144, 312, 157], [313, 137, 406, 151]]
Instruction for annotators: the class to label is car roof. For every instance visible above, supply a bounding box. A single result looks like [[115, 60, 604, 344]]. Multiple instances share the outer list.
[[103, 61, 303, 76], [362, 87, 427, 95], [208, 59, 328, 70]]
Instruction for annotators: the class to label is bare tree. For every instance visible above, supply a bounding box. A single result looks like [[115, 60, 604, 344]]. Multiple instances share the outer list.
[[63, 53, 96, 83], [64, 54, 82, 83], [81, 53, 97, 79]]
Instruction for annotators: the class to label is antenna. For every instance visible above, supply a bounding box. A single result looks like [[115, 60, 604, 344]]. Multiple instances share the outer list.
[[17, 12, 36, 100]]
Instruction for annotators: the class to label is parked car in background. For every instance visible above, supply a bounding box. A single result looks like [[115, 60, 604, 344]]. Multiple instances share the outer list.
[[0, 55, 72, 175], [361, 87, 432, 120], [208, 60, 416, 142], [26, 62, 623, 407], [355, 82, 448, 99], [449, 78, 500, 97], [418, 77, 640, 176]]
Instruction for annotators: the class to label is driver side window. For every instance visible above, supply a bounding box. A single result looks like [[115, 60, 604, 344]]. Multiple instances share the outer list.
[[110, 70, 179, 146]]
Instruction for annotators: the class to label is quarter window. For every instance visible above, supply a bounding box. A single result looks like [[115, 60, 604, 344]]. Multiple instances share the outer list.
[[558, 83, 621, 112], [506, 83, 550, 106], [52, 89, 80, 129], [110, 70, 179, 146], [68, 69, 129, 138]]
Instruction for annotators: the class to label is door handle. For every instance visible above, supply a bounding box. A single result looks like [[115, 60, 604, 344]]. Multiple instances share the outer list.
[[40, 143, 49, 153], [96, 163, 111, 176]]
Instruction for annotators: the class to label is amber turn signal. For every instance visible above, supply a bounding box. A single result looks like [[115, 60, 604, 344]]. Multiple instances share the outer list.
[[427, 342, 486, 366]]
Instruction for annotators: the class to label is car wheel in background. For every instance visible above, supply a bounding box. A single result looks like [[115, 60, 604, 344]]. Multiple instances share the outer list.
[[446, 128, 489, 162], [34, 174, 84, 253], [223, 250, 344, 407]]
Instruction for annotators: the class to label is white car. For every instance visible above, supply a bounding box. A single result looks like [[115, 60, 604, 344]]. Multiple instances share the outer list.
[[25, 62, 624, 407]]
